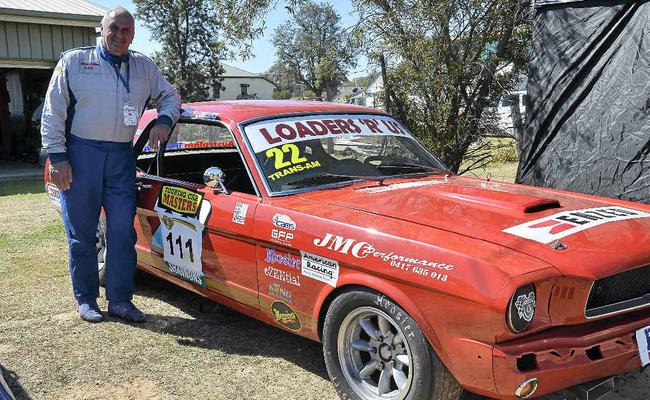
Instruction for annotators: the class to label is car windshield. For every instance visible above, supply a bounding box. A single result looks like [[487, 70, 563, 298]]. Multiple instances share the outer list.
[[242, 114, 448, 193]]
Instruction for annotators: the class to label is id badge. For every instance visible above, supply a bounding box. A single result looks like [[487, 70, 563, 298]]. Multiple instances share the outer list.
[[123, 105, 138, 126]]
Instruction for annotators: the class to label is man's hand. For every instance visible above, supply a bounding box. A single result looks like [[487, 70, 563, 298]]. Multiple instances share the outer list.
[[148, 123, 172, 151], [49, 160, 72, 191]]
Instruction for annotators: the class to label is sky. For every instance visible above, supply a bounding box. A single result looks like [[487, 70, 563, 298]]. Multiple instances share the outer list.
[[92, 0, 369, 78]]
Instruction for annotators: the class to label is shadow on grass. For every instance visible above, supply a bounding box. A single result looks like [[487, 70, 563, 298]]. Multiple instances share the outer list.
[[1, 363, 31, 400], [132, 273, 330, 381], [0, 179, 45, 197]]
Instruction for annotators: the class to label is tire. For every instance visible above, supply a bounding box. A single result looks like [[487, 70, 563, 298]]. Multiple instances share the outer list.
[[96, 214, 107, 287], [323, 290, 463, 400]]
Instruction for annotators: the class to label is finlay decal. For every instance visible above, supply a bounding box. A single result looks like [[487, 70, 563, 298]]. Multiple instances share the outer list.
[[503, 206, 650, 244]]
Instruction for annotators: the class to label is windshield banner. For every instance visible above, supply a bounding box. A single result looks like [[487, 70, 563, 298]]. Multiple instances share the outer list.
[[245, 114, 412, 153]]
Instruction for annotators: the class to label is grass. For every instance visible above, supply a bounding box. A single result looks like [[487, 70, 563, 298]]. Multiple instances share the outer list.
[[0, 179, 45, 197], [0, 171, 647, 399], [460, 137, 519, 182]]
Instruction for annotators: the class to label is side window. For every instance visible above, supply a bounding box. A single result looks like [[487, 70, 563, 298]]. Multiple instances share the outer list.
[[136, 122, 256, 195]]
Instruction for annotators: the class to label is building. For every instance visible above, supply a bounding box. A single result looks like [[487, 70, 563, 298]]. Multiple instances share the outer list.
[[0, 0, 105, 161], [216, 64, 276, 101]]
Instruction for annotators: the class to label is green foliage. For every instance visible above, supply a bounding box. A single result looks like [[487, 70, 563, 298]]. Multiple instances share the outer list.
[[271, 1, 359, 101], [354, 0, 532, 173], [134, 0, 226, 102]]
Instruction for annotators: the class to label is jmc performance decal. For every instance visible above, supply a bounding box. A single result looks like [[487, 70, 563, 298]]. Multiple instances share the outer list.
[[503, 206, 650, 244], [271, 301, 301, 331], [158, 186, 203, 217]]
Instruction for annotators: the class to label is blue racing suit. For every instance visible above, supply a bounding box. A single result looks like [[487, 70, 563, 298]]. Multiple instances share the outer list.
[[41, 43, 180, 304]]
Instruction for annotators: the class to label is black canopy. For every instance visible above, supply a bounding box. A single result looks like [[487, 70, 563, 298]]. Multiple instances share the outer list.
[[517, 0, 650, 203]]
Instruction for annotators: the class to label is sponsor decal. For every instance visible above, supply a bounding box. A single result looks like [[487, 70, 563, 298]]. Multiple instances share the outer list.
[[271, 229, 294, 247], [268, 283, 293, 304], [46, 183, 61, 209], [245, 114, 412, 153], [272, 213, 297, 230], [232, 202, 249, 225], [376, 294, 415, 338], [265, 248, 301, 271], [264, 143, 322, 181], [81, 61, 100, 70], [357, 179, 447, 193], [168, 261, 205, 287], [267, 160, 321, 181], [264, 265, 301, 286], [271, 301, 301, 331], [514, 292, 536, 322], [301, 251, 339, 287], [503, 206, 650, 244], [313, 233, 452, 282], [180, 107, 219, 120], [143, 140, 234, 153], [158, 186, 203, 217], [635, 326, 650, 367]]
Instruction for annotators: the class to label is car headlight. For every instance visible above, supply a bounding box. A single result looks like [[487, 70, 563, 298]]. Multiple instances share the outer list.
[[507, 284, 536, 333]]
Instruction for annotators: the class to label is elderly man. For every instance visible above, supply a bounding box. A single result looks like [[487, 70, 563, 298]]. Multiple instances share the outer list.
[[41, 7, 180, 323]]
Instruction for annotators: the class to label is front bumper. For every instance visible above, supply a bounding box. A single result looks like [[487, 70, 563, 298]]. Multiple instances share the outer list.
[[491, 309, 650, 399]]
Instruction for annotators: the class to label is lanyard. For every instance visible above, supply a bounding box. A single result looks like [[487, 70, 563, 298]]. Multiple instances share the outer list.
[[111, 62, 130, 94]]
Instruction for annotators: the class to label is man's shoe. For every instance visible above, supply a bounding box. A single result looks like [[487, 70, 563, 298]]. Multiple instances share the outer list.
[[108, 301, 146, 323], [77, 302, 103, 323]]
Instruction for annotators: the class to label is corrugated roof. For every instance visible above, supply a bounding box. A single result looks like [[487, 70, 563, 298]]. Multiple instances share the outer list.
[[222, 63, 263, 78], [0, 0, 107, 17]]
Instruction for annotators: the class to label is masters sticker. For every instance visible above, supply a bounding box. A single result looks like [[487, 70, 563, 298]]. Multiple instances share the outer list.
[[271, 301, 301, 331], [158, 186, 203, 217]]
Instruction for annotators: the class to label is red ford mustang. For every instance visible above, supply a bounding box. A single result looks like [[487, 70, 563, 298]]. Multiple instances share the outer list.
[[46, 101, 650, 400]]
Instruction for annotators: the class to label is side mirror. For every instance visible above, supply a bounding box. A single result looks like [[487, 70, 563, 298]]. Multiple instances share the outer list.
[[203, 167, 229, 194]]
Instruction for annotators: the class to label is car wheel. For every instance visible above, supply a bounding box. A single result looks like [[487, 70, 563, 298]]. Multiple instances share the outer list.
[[323, 290, 463, 400], [96, 214, 107, 287]]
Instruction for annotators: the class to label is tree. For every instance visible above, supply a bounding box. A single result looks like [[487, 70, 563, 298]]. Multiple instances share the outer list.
[[264, 61, 299, 99], [355, 0, 532, 173], [134, 0, 226, 102], [272, 1, 358, 101]]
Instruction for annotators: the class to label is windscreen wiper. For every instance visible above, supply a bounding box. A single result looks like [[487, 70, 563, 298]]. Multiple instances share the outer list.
[[377, 162, 450, 176]]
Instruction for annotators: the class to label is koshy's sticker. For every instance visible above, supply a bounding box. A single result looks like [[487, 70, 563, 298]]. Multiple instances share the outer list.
[[503, 206, 650, 244], [143, 140, 234, 153], [301, 251, 339, 287], [245, 114, 412, 153], [271, 301, 301, 331], [158, 186, 203, 217], [232, 202, 249, 225]]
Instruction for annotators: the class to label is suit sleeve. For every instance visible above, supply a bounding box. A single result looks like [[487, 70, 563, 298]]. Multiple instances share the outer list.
[[41, 56, 71, 158], [147, 61, 180, 126]]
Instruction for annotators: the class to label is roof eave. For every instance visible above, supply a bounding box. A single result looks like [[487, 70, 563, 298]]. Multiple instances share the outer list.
[[0, 8, 103, 23]]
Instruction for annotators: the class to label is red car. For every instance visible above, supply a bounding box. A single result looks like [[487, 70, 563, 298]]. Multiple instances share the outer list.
[[46, 101, 650, 400]]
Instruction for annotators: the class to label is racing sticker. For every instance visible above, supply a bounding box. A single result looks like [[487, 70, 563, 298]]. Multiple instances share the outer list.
[[636, 326, 650, 367], [503, 206, 650, 244], [154, 187, 210, 288], [232, 202, 249, 225], [264, 143, 321, 181], [268, 283, 293, 304], [301, 251, 339, 287], [245, 114, 412, 153], [271, 301, 301, 331], [272, 213, 296, 230], [158, 185, 204, 217]]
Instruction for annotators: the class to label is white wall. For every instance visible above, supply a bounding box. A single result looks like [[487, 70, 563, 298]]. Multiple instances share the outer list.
[[219, 78, 275, 100]]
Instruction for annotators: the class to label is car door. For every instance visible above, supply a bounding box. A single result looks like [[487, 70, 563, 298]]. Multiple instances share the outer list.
[[133, 118, 261, 309]]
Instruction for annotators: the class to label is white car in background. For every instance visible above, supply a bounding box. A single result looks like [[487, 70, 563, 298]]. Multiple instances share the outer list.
[[486, 90, 527, 136]]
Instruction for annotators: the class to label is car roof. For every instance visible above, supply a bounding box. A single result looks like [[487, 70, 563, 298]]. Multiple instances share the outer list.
[[163, 100, 387, 124]]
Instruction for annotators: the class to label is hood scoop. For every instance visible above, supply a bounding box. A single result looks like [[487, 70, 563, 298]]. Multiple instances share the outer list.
[[430, 188, 561, 215]]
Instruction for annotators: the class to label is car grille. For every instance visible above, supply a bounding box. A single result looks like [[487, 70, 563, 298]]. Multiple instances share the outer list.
[[585, 264, 650, 318]]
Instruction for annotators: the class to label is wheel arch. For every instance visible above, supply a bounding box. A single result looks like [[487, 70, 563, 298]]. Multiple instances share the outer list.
[[316, 275, 445, 360]]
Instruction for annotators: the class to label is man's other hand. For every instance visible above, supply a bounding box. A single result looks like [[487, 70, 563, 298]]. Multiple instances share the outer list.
[[148, 123, 172, 151], [49, 160, 72, 191]]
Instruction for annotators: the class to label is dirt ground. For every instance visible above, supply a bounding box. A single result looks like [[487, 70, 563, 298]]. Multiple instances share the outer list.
[[0, 191, 648, 400]]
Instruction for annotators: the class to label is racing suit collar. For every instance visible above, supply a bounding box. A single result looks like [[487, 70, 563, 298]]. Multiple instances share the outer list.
[[97, 42, 129, 66]]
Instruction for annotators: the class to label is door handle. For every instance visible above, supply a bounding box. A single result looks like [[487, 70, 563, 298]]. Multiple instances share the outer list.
[[136, 182, 152, 191]]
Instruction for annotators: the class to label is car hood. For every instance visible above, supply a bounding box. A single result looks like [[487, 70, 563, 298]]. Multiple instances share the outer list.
[[298, 175, 650, 279]]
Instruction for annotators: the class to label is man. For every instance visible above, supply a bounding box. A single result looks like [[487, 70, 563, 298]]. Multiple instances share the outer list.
[[41, 7, 180, 323]]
